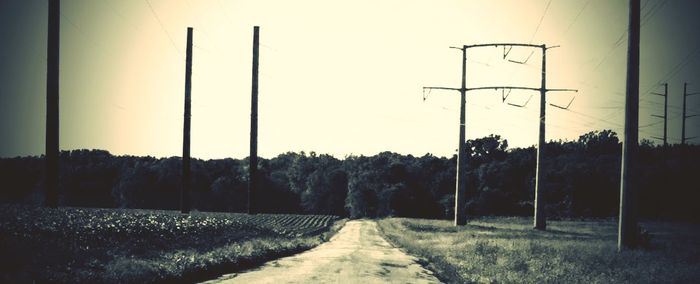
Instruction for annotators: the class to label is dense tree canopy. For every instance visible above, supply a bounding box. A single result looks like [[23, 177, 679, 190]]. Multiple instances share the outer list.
[[1, 130, 698, 221]]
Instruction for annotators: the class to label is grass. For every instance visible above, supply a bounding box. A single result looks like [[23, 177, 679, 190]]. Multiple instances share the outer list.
[[377, 217, 700, 284], [0, 204, 344, 283]]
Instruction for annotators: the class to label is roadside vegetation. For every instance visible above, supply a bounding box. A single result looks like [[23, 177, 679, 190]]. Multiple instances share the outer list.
[[378, 217, 700, 283], [0, 204, 343, 283]]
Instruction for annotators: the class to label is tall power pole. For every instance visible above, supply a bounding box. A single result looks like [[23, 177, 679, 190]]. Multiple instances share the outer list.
[[682, 83, 699, 144], [455, 47, 467, 226], [248, 26, 260, 214], [651, 83, 668, 146], [45, 0, 60, 208], [618, 0, 640, 252], [181, 27, 193, 214], [533, 46, 547, 230]]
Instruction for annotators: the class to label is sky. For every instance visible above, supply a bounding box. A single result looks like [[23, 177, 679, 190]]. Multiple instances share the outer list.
[[1, 0, 699, 159]]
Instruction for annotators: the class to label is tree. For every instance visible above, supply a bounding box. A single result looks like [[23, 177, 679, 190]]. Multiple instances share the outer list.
[[578, 130, 620, 154]]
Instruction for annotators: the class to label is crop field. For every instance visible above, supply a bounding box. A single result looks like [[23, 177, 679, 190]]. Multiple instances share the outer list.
[[377, 217, 700, 283], [0, 204, 342, 283]]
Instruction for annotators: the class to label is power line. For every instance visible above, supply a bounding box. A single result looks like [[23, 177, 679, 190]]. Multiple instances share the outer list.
[[639, 45, 700, 108], [592, 0, 668, 72], [561, 0, 591, 36], [529, 0, 552, 44], [144, 0, 183, 57], [640, 0, 668, 27]]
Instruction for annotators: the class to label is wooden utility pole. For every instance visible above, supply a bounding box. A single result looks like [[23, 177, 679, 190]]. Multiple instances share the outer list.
[[651, 83, 668, 146], [45, 0, 60, 208], [533, 46, 547, 230], [181, 27, 193, 214], [248, 26, 260, 214], [618, 0, 640, 252], [455, 47, 467, 226], [682, 83, 699, 144]]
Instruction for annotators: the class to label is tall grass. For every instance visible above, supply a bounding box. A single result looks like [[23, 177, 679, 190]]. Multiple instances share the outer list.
[[377, 217, 700, 283]]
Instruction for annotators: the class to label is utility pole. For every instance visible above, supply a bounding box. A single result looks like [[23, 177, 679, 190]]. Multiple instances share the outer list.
[[248, 26, 260, 214], [650, 83, 668, 146], [618, 0, 640, 252], [181, 27, 193, 214], [423, 43, 575, 227], [455, 47, 467, 226], [533, 46, 547, 230], [45, 0, 60, 208], [682, 83, 699, 144]]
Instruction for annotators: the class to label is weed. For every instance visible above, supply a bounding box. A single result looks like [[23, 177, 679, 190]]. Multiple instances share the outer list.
[[378, 217, 700, 284]]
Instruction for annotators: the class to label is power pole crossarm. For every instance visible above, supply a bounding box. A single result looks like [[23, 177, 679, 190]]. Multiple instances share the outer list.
[[423, 87, 461, 92], [469, 86, 577, 93], [465, 43, 543, 49]]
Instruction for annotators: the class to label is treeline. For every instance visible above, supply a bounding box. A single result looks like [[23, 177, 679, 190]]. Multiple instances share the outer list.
[[1, 130, 698, 221]]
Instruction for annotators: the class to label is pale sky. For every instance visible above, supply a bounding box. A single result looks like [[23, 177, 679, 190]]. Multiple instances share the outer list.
[[1, 0, 699, 159]]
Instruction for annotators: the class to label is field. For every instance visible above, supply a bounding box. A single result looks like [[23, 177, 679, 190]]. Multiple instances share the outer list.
[[0, 204, 343, 283], [377, 217, 700, 283]]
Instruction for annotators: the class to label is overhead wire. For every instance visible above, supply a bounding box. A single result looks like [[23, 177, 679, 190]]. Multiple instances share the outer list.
[[528, 0, 552, 44], [144, 0, 184, 57], [560, 0, 591, 37]]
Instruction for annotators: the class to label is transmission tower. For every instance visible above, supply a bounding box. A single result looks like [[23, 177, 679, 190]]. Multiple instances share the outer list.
[[682, 83, 699, 144], [650, 83, 668, 146], [423, 43, 576, 228]]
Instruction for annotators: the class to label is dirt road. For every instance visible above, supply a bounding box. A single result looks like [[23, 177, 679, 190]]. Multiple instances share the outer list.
[[203, 219, 442, 284]]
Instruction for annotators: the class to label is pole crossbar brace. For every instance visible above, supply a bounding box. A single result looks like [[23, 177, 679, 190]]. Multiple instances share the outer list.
[[550, 96, 576, 110], [508, 94, 534, 108]]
